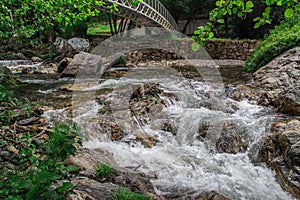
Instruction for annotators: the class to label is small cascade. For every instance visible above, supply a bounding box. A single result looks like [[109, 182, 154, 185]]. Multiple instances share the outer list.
[[5, 59, 291, 199], [45, 73, 292, 199]]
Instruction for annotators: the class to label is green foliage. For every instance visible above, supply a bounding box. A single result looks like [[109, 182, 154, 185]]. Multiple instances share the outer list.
[[43, 124, 82, 160], [244, 16, 300, 72], [119, 56, 127, 65], [0, 0, 143, 42], [160, 0, 193, 21], [96, 163, 114, 179], [193, 0, 299, 47], [192, 25, 214, 48], [0, 124, 81, 199], [111, 187, 150, 200]]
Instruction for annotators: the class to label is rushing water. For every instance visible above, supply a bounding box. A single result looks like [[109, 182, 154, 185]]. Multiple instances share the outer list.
[[76, 77, 291, 199], [3, 61, 293, 199]]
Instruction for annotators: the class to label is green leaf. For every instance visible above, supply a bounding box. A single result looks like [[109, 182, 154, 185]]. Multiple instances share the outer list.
[[227, 8, 232, 15], [129, 0, 139, 6], [216, 1, 222, 6], [284, 8, 293, 18], [246, 1, 254, 8], [254, 22, 261, 29], [192, 42, 200, 51], [237, 11, 243, 17], [295, 3, 300, 11], [55, 182, 74, 193], [232, 7, 238, 14], [253, 17, 260, 21], [216, 9, 225, 18], [217, 19, 225, 23], [66, 165, 80, 172], [276, 0, 283, 6]]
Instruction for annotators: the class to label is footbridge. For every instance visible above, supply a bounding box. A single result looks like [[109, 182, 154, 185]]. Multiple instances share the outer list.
[[102, 0, 180, 31]]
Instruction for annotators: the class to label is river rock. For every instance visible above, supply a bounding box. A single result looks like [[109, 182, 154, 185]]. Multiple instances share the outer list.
[[196, 191, 230, 200], [198, 120, 248, 154], [112, 167, 156, 195], [275, 83, 300, 115], [68, 37, 90, 53], [31, 56, 43, 62], [20, 63, 57, 74], [54, 37, 90, 57], [66, 178, 120, 200], [65, 148, 117, 174], [54, 37, 68, 53], [129, 83, 176, 125], [253, 47, 300, 115], [60, 52, 102, 78], [258, 119, 300, 198], [65, 148, 160, 199], [216, 120, 248, 154]]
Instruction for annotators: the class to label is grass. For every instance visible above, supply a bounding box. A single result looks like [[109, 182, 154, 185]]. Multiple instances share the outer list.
[[96, 163, 114, 179], [87, 23, 112, 36], [111, 187, 150, 200]]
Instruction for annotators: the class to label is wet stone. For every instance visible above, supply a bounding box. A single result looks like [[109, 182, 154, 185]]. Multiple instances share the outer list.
[[258, 119, 300, 198], [216, 121, 248, 154]]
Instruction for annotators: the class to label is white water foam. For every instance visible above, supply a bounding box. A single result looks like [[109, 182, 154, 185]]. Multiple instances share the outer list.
[[45, 77, 293, 199]]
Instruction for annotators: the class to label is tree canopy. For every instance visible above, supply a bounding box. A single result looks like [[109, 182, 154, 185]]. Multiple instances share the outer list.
[[0, 0, 139, 42]]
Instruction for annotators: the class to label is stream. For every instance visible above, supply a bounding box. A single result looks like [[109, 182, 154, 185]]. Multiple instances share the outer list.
[[3, 60, 294, 200]]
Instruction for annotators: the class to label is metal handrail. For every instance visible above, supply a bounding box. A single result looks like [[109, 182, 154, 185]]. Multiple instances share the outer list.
[[105, 0, 180, 31]]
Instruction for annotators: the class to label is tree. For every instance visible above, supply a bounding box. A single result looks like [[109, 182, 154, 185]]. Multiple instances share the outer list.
[[192, 0, 300, 46], [160, 0, 193, 23], [161, 0, 215, 33], [0, 0, 140, 43]]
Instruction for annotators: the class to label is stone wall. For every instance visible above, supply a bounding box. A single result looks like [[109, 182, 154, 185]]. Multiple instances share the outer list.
[[205, 39, 259, 60], [89, 36, 259, 63]]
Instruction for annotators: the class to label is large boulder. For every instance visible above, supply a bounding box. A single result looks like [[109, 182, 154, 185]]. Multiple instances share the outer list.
[[258, 119, 300, 198], [60, 52, 102, 78], [54, 37, 90, 57], [253, 47, 300, 115]]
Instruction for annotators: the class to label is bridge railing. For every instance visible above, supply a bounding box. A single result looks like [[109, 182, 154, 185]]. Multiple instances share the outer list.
[[144, 0, 178, 31], [106, 0, 180, 31]]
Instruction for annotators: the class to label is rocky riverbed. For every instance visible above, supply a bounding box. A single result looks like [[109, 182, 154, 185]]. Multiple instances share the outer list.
[[1, 45, 299, 199]]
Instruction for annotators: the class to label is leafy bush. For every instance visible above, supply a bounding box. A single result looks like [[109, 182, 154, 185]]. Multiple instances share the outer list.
[[244, 16, 300, 72], [111, 187, 150, 200], [0, 124, 82, 199], [96, 163, 114, 180]]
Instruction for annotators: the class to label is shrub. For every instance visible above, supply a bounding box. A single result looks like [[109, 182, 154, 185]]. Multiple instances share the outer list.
[[96, 163, 114, 180], [111, 187, 150, 200], [244, 15, 300, 72], [0, 124, 81, 199]]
